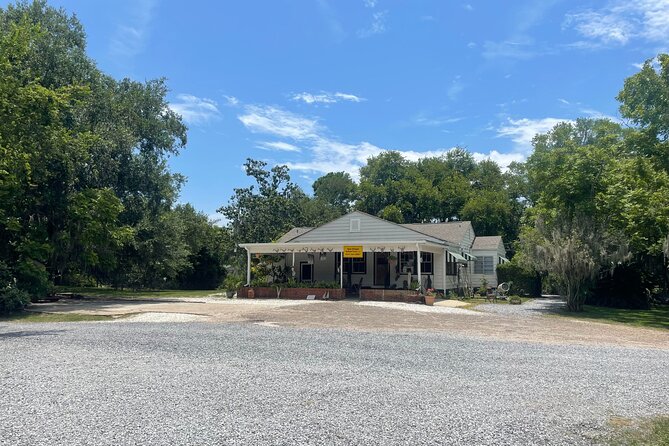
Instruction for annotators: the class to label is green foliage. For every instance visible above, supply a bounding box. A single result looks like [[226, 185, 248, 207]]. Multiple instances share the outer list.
[[496, 260, 541, 297], [312, 171, 357, 213], [0, 2, 221, 295], [353, 149, 526, 243], [508, 296, 522, 305]]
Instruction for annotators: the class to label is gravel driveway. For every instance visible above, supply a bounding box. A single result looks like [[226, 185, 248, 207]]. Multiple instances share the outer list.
[[1, 321, 667, 445]]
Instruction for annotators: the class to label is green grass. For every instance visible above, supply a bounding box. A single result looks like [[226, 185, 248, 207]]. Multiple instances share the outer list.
[[604, 416, 669, 446], [556, 304, 669, 330], [0, 311, 128, 323], [54, 286, 226, 300]]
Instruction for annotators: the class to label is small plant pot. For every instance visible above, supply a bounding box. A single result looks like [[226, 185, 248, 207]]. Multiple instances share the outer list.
[[424, 295, 435, 306]]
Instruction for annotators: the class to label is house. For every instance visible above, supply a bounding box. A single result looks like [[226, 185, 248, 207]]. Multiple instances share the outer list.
[[239, 211, 508, 296]]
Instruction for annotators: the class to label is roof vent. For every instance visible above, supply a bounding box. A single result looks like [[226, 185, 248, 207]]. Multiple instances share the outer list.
[[350, 218, 361, 232]]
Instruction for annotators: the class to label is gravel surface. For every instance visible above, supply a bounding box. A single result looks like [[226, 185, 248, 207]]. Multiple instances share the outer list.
[[477, 298, 565, 317], [1, 321, 667, 445], [356, 301, 482, 316], [119, 312, 210, 323]]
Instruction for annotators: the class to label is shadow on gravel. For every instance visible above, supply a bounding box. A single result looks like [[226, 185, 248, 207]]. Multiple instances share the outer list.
[[0, 329, 66, 338]]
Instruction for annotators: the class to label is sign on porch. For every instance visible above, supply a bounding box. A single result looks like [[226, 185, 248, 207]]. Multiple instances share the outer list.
[[343, 246, 363, 258]]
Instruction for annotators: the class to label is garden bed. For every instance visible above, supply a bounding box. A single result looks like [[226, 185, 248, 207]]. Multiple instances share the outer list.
[[238, 286, 345, 300], [360, 289, 422, 303]]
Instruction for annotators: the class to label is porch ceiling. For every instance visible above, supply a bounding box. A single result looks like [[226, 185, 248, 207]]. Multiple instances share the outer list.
[[239, 240, 451, 254]]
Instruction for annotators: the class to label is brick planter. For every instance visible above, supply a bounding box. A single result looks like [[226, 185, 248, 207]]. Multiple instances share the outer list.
[[238, 287, 345, 300], [360, 289, 422, 303]]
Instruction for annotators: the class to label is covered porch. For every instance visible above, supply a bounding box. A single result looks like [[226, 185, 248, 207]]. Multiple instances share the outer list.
[[239, 240, 468, 297]]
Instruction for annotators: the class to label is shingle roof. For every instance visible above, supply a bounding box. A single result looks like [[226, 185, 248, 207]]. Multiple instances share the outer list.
[[275, 227, 313, 243], [401, 222, 472, 244], [472, 235, 503, 250]]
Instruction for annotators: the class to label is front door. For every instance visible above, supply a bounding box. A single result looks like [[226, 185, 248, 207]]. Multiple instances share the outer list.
[[374, 253, 389, 287]]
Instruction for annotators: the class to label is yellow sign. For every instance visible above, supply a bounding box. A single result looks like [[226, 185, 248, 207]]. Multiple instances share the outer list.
[[343, 246, 363, 258]]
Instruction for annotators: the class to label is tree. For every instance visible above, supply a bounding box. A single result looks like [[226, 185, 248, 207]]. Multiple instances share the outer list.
[[312, 171, 357, 213], [521, 216, 629, 311], [219, 159, 306, 249]]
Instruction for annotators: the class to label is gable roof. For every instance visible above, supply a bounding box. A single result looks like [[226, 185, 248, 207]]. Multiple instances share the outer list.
[[472, 235, 503, 250], [288, 211, 447, 245], [401, 221, 473, 245], [276, 227, 313, 243]]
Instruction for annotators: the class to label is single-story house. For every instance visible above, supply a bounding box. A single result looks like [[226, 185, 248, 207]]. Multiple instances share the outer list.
[[239, 211, 508, 296]]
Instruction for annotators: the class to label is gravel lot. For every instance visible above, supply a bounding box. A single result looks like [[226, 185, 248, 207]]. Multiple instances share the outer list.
[[477, 298, 564, 317], [1, 321, 667, 445]]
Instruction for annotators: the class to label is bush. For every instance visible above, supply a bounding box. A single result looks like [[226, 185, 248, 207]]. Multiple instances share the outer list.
[[222, 273, 244, 291], [588, 264, 649, 309], [496, 261, 541, 297], [509, 295, 522, 305], [0, 287, 31, 315]]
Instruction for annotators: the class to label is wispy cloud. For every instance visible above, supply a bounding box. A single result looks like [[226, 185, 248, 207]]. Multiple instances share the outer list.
[[109, 0, 157, 58], [482, 39, 541, 60], [239, 105, 321, 139], [564, 1, 669, 47], [291, 91, 365, 104], [412, 112, 464, 127], [256, 141, 302, 153], [363, 0, 377, 8], [223, 95, 240, 106], [238, 104, 524, 178], [170, 94, 220, 125], [463, 3, 474, 12], [358, 10, 388, 38], [497, 117, 572, 151], [447, 75, 465, 100]]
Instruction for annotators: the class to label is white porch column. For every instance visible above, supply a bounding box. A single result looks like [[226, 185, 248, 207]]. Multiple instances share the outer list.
[[442, 249, 447, 292], [416, 243, 422, 291], [339, 250, 344, 288], [246, 249, 251, 285]]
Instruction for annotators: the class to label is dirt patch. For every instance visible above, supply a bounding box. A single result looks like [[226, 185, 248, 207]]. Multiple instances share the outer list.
[[26, 298, 669, 349]]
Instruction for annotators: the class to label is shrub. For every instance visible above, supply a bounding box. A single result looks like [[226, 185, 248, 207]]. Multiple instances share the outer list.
[[0, 287, 31, 315], [496, 261, 541, 297], [222, 273, 244, 291], [588, 264, 649, 309], [509, 295, 522, 305]]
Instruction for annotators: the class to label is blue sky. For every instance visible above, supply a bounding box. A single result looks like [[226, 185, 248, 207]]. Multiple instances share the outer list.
[[9, 0, 669, 220]]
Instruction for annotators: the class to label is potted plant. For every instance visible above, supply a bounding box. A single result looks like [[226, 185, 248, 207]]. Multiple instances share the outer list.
[[424, 288, 436, 306], [222, 275, 242, 298]]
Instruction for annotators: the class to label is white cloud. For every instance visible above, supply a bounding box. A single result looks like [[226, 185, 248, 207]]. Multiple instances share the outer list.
[[412, 113, 464, 127], [291, 91, 365, 104], [238, 105, 321, 139], [565, 1, 669, 47], [463, 3, 474, 12], [238, 103, 525, 179], [358, 10, 388, 38], [169, 94, 220, 125], [257, 141, 302, 153], [497, 117, 572, 151], [558, 98, 570, 105], [223, 95, 240, 106], [363, 0, 377, 8], [109, 0, 157, 57]]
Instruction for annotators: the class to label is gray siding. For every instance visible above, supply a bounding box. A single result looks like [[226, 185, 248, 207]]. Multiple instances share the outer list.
[[291, 211, 442, 244]]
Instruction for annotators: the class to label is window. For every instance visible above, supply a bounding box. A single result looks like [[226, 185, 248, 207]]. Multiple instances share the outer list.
[[474, 256, 494, 274], [446, 259, 458, 276], [300, 262, 313, 282], [421, 252, 433, 274], [399, 252, 415, 273], [335, 252, 367, 274], [398, 252, 432, 274], [349, 218, 360, 232]]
